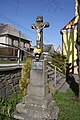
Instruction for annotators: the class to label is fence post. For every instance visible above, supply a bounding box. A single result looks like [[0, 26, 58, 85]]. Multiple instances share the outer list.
[[17, 49, 20, 64], [54, 66, 56, 87], [17, 31, 21, 65]]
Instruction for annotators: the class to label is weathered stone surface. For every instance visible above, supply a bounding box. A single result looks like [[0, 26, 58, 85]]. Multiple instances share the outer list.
[[13, 60, 59, 120], [13, 78, 19, 85], [16, 72, 21, 77], [6, 89, 13, 97], [0, 87, 6, 98], [14, 84, 20, 91], [30, 70, 47, 86], [23, 93, 52, 108], [13, 94, 59, 120], [0, 67, 22, 98], [4, 74, 11, 81], [0, 83, 5, 89], [6, 84, 13, 92], [28, 84, 49, 97]]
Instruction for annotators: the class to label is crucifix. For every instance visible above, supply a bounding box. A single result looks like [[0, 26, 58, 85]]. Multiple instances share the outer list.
[[31, 16, 50, 52]]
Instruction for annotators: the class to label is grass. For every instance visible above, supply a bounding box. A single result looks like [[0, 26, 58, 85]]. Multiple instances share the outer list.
[[0, 60, 25, 64], [53, 89, 80, 120], [0, 91, 23, 120], [0, 60, 25, 68], [0, 88, 80, 120]]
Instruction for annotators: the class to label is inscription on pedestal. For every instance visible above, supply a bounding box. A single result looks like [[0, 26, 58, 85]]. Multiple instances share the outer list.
[[32, 61, 43, 70]]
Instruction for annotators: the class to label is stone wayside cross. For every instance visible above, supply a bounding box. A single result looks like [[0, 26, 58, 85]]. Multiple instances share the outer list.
[[13, 17, 59, 120], [31, 16, 50, 52]]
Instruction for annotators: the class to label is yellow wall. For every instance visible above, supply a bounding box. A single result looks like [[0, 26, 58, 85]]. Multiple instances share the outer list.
[[61, 16, 79, 73]]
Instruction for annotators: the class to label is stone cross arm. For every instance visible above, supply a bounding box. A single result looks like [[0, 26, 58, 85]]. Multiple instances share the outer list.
[[31, 16, 50, 55], [31, 22, 50, 30], [43, 22, 50, 28]]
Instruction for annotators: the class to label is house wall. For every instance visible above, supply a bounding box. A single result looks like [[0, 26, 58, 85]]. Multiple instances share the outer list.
[[0, 36, 6, 47], [14, 40, 18, 46], [7, 37, 13, 45], [25, 43, 30, 49], [62, 16, 78, 74], [0, 24, 31, 60], [63, 28, 77, 64]]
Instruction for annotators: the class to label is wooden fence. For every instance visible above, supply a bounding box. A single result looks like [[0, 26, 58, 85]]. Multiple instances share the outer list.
[[0, 42, 26, 65]]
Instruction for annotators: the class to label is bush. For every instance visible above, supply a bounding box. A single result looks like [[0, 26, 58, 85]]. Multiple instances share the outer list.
[[51, 52, 66, 74], [19, 58, 32, 96]]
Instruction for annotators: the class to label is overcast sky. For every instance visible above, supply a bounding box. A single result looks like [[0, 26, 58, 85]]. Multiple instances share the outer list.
[[0, 0, 75, 49]]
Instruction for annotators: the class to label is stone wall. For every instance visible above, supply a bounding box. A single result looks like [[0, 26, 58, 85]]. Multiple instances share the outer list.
[[0, 66, 22, 98]]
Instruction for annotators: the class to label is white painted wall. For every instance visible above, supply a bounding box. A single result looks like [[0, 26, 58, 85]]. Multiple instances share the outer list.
[[0, 36, 6, 47]]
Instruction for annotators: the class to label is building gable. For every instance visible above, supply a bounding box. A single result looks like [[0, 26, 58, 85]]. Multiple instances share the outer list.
[[61, 16, 79, 30], [0, 24, 30, 43]]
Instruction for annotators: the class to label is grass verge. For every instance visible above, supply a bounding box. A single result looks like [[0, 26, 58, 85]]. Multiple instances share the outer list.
[[0, 91, 23, 120], [0, 60, 25, 64], [53, 89, 80, 120]]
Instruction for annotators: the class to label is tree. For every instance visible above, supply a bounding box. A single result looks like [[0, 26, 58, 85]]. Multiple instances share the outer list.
[[14, 0, 62, 13], [76, 0, 80, 99]]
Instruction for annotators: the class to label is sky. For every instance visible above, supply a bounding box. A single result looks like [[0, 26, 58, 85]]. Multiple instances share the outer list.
[[0, 0, 75, 49]]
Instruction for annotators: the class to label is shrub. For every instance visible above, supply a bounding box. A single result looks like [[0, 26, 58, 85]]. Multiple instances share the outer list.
[[51, 52, 66, 74], [19, 58, 32, 96]]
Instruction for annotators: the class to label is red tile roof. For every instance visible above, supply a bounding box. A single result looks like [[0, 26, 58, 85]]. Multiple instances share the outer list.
[[61, 16, 78, 30]]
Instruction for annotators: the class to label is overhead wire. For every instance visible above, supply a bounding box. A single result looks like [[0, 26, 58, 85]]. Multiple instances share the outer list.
[[0, 0, 54, 44], [0, 12, 35, 42]]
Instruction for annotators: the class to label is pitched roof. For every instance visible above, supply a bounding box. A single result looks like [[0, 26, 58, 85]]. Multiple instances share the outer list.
[[43, 44, 54, 52], [61, 16, 78, 30], [56, 45, 62, 54], [0, 24, 30, 42]]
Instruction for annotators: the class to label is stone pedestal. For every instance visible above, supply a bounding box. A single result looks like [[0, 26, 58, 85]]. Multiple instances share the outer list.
[[13, 60, 59, 120]]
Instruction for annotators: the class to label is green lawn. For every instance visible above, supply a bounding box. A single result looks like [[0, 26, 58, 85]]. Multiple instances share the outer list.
[[0, 91, 23, 120], [53, 89, 80, 120], [0, 60, 25, 64], [0, 88, 80, 120]]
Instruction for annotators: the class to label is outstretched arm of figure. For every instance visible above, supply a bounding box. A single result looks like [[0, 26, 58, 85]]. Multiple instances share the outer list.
[[42, 24, 46, 29], [31, 24, 36, 29], [38, 23, 49, 31]]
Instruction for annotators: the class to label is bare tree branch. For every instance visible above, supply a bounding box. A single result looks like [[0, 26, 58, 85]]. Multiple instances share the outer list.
[[12, 0, 62, 14], [35, 0, 63, 13]]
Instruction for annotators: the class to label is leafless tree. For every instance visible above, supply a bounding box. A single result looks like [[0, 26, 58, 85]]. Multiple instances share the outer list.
[[13, 0, 62, 13]]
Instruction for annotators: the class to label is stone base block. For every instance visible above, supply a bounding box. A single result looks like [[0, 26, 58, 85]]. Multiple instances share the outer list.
[[30, 70, 47, 86], [13, 94, 59, 120], [28, 84, 49, 97]]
